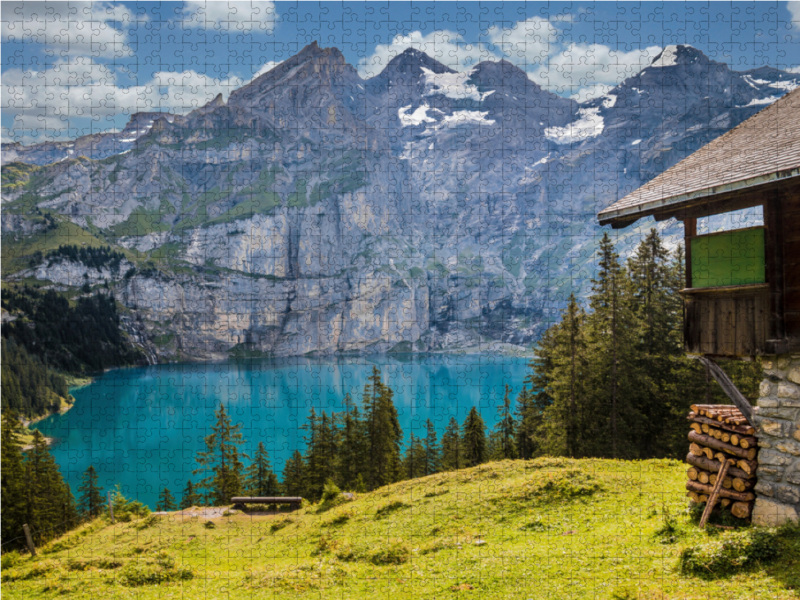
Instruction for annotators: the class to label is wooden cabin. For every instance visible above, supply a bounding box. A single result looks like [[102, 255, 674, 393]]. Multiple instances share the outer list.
[[598, 87, 800, 359]]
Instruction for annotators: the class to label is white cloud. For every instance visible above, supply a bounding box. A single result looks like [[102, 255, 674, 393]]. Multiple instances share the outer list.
[[250, 60, 282, 81], [486, 17, 559, 68], [789, 2, 800, 24], [181, 1, 277, 33], [358, 30, 496, 78], [530, 43, 661, 98], [2, 58, 245, 143], [1, 1, 141, 57]]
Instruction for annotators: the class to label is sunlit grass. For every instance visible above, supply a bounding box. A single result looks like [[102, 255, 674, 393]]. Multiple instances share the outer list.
[[3, 458, 798, 599]]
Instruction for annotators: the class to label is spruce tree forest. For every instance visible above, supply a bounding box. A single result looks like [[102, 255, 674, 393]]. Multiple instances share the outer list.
[[0, 230, 761, 552]]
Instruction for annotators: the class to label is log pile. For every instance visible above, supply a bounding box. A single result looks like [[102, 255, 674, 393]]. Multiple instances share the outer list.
[[685, 404, 758, 520]]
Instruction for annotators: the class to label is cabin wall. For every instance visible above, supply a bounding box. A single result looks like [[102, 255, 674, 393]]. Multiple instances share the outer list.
[[752, 354, 800, 526], [782, 195, 800, 344], [683, 286, 769, 356]]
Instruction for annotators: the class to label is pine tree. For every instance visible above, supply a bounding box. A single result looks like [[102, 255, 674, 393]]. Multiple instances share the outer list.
[[422, 419, 440, 476], [156, 486, 176, 511], [490, 385, 517, 460], [402, 433, 426, 480], [461, 407, 487, 467], [77, 465, 104, 519], [302, 409, 340, 500], [1, 412, 28, 549], [440, 416, 462, 471], [24, 430, 77, 543], [584, 232, 643, 458], [282, 450, 306, 497], [193, 403, 247, 506], [362, 367, 402, 489], [336, 393, 367, 490], [244, 442, 279, 497], [514, 386, 540, 459], [179, 480, 201, 509]]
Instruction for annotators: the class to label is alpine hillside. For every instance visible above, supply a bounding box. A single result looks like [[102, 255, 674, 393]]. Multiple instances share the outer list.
[[2, 43, 797, 361]]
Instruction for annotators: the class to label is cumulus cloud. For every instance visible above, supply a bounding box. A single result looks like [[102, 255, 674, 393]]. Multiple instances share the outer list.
[[529, 43, 661, 98], [1, 1, 141, 58], [486, 17, 559, 68], [180, 1, 277, 33], [358, 30, 496, 78], [2, 57, 246, 143], [789, 2, 800, 25]]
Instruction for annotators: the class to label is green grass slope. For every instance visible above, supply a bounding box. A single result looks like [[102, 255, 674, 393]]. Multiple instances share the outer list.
[[2, 458, 798, 599]]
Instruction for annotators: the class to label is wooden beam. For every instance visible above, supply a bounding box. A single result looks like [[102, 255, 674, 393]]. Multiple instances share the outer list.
[[764, 195, 786, 345], [684, 217, 697, 289], [692, 357, 755, 427]]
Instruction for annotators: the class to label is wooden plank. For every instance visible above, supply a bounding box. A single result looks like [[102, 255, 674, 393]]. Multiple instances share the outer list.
[[719, 297, 734, 355], [685, 217, 697, 290]]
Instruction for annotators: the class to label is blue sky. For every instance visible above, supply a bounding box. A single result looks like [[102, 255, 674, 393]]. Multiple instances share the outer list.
[[3, 1, 800, 143]]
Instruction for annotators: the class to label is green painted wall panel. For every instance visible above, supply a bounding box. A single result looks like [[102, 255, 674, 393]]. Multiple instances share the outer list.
[[691, 227, 765, 288]]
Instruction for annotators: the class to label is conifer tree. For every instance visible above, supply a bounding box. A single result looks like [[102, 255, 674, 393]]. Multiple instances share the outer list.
[[179, 480, 201, 509], [490, 385, 517, 460], [77, 465, 104, 519], [514, 386, 540, 459], [461, 407, 487, 467], [584, 232, 643, 458], [282, 450, 306, 497], [24, 430, 77, 542], [1, 412, 28, 549], [336, 393, 367, 490], [156, 486, 176, 511], [402, 433, 426, 480], [193, 403, 247, 506], [422, 418, 440, 475], [440, 416, 462, 471], [244, 442, 279, 496], [362, 367, 402, 489]]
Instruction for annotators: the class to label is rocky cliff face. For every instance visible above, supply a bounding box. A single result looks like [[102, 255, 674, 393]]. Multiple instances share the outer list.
[[2, 43, 798, 360]]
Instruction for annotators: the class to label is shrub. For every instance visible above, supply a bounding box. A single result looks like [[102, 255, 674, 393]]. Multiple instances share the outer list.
[[375, 500, 408, 518], [109, 486, 150, 522], [117, 552, 193, 586], [270, 516, 294, 532], [370, 540, 411, 565], [520, 516, 551, 532], [653, 506, 681, 544], [321, 479, 341, 503], [203, 520, 216, 529], [678, 528, 780, 578], [1, 551, 21, 570], [322, 511, 351, 527], [135, 514, 161, 530], [66, 557, 123, 571]]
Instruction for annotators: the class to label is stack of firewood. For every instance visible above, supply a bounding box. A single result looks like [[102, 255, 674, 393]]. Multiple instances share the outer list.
[[685, 404, 758, 520]]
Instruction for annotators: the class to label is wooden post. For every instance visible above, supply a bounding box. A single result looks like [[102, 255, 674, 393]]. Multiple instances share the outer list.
[[108, 491, 115, 524], [699, 459, 733, 528], [22, 524, 36, 556], [763, 197, 786, 347], [684, 216, 697, 289]]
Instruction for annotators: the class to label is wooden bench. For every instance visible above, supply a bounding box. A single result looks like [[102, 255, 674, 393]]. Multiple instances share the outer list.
[[230, 497, 303, 511]]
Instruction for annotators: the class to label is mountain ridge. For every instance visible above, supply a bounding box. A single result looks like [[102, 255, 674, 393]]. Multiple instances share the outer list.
[[2, 42, 798, 360]]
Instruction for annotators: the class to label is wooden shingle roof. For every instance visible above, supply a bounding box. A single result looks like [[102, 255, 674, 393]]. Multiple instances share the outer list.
[[598, 87, 800, 226]]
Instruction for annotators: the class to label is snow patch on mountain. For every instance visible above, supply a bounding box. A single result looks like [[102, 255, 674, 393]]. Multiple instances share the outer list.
[[651, 45, 680, 68], [739, 95, 781, 107], [399, 104, 437, 126], [420, 67, 494, 102], [544, 108, 604, 144], [770, 79, 799, 92]]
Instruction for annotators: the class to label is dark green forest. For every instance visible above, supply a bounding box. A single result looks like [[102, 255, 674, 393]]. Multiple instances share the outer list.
[[1, 286, 143, 417]]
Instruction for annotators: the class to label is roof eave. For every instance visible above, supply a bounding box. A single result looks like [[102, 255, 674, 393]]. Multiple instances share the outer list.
[[598, 167, 800, 227]]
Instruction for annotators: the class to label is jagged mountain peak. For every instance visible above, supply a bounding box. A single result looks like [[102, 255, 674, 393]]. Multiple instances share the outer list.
[[645, 44, 721, 71]]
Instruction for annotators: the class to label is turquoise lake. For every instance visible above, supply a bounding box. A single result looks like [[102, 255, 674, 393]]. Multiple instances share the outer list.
[[33, 355, 530, 508]]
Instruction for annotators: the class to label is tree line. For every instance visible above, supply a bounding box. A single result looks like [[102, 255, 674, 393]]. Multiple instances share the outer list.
[[46, 244, 125, 272], [1, 286, 144, 418]]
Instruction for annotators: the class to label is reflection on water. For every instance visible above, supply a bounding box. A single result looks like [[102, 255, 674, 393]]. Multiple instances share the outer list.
[[33, 354, 529, 507]]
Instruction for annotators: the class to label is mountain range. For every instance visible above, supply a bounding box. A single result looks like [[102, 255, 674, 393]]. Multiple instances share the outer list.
[[2, 42, 797, 360]]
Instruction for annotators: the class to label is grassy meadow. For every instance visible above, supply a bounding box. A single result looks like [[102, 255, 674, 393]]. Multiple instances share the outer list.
[[2, 458, 799, 599]]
